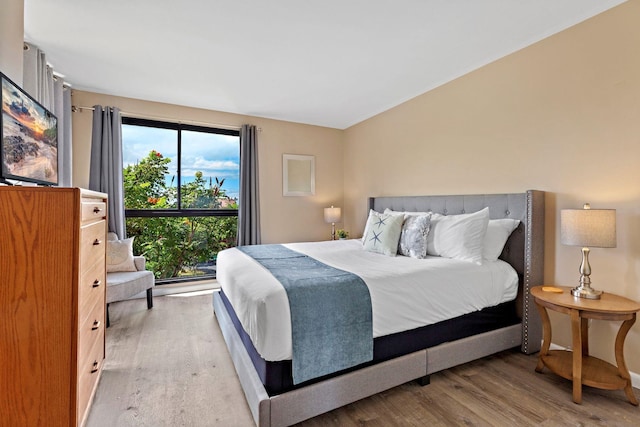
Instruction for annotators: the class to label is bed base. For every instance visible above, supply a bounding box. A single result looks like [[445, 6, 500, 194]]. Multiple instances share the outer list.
[[214, 292, 521, 427], [214, 190, 545, 427]]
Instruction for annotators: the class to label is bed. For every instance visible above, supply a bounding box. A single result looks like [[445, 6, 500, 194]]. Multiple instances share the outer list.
[[212, 190, 545, 427]]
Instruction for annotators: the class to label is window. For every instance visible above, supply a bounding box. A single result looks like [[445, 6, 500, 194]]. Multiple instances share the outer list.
[[121, 117, 240, 283]]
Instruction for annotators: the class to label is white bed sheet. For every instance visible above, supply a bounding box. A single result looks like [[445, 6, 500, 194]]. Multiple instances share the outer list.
[[216, 239, 518, 362]]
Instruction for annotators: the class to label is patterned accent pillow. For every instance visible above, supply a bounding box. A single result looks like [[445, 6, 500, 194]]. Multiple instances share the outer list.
[[398, 214, 432, 259], [362, 211, 404, 256], [106, 237, 137, 272]]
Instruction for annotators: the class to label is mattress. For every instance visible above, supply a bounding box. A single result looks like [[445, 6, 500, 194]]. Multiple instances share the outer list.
[[218, 288, 520, 395], [216, 239, 519, 362]]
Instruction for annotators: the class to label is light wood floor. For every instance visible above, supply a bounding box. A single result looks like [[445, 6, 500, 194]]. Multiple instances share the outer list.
[[87, 293, 640, 427]]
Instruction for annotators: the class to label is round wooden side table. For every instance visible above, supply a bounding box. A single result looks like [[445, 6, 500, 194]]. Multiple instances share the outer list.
[[531, 286, 640, 405]]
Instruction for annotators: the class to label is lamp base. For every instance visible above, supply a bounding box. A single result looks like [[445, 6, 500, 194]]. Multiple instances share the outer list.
[[571, 285, 602, 300], [571, 247, 602, 299]]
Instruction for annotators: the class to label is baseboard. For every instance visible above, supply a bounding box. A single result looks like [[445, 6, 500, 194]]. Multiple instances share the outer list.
[[549, 343, 639, 389], [633, 371, 640, 390], [154, 281, 219, 297], [127, 280, 219, 300]]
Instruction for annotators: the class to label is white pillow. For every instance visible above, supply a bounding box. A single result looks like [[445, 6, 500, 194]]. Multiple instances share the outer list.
[[426, 208, 490, 264], [362, 210, 404, 256], [361, 209, 375, 242], [483, 219, 520, 261], [106, 237, 137, 272], [384, 208, 433, 217], [424, 213, 444, 254]]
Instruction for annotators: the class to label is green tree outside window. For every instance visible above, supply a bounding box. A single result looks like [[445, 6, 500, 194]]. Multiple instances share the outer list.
[[123, 150, 237, 279]]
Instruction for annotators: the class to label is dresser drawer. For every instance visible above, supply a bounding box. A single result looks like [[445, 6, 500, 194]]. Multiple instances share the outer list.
[[78, 258, 106, 320], [78, 294, 105, 358], [79, 220, 106, 274], [81, 200, 107, 223], [76, 324, 104, 426]]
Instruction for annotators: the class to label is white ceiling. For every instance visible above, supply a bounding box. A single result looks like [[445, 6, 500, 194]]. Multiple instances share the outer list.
[[23, 0, 625, 129]]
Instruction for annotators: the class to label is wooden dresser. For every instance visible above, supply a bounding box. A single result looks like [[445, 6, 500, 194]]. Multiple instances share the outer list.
[[0, 187, 108, 427]]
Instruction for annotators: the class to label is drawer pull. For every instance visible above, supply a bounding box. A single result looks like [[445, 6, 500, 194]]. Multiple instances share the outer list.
[[92, 279, 101, 288], [93, 206, 102, 214], [92, 320, 101, 330], [90, 361, 99, 373], [92, 239, 102, 246]]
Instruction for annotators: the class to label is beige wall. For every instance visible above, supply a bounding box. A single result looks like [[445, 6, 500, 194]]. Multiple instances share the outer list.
[[344, 0, 640, 374], [71, 91, 344, 244], [0, 0, 24, 83]]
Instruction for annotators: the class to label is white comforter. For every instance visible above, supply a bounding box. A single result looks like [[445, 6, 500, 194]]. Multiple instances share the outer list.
[[216, 239, 518, 361]]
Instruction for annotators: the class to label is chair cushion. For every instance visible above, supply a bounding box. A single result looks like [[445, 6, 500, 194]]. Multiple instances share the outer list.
[[106, 270, 155, 304], [133, 255, 146, 271]]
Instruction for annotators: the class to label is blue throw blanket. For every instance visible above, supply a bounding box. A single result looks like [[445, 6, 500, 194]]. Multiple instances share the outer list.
[[237, 244, 373, 384]]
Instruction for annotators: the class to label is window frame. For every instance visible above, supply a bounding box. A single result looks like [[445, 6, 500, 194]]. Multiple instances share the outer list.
[[121, 116, 240, 218]]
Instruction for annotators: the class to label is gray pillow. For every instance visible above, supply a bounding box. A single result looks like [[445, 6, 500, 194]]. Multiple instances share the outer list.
[[398, 214, 432, 259]]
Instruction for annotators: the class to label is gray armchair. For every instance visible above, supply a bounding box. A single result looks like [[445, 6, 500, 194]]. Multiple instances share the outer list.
[[106, 233, 155, 327]]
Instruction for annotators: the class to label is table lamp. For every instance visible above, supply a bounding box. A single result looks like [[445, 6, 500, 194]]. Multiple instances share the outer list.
[[324, 206, 341, 240], [560, 203, 616, 299]]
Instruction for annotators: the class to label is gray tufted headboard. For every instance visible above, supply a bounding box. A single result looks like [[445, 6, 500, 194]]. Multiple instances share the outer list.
[[368, 190, 545, 354]]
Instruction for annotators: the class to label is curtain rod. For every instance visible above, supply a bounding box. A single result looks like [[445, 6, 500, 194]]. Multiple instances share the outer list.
[[71, 105, 243, 131]]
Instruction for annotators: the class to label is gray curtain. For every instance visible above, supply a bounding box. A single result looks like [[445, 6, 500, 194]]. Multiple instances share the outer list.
[[89, 106, 126, 239], [237, 124, 261, 245], [23, 42, 73, 187]]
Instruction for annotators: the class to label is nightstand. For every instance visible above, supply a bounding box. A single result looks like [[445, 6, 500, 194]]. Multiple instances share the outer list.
[[531, 286, 640, 405]]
